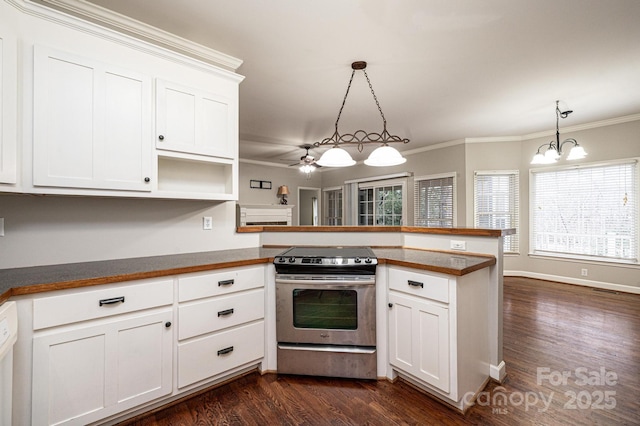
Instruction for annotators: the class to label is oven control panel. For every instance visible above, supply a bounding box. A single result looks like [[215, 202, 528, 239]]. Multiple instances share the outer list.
[[275, 256, 377, 266]]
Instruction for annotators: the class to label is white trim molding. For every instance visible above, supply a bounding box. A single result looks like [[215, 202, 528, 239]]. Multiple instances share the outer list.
[[504, 270, 640, 295], [18, 0, 243, 71]]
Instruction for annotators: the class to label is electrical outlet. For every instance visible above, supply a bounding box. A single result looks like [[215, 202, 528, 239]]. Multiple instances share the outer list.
[[202, 216, 213, 230], [451, 240, 466, 251], [581, 268, 588, 277]]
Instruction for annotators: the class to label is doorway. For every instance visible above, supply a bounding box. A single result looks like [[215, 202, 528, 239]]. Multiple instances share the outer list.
[[298, 187, 321, 226]]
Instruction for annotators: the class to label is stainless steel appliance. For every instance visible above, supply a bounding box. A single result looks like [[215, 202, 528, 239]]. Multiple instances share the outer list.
[[274, 247, 378, 379]]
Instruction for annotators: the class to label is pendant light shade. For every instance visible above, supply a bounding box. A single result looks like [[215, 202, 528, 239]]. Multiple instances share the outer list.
[[316, 146, 356, 167], [364, 145, 407, 167]]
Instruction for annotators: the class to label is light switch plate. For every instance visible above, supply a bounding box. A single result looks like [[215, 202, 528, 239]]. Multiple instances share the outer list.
[[203, 216, 213, 230], [0, 218, 4, 236]]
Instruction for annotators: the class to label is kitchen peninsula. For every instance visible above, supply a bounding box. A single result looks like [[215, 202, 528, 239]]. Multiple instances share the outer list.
[[2, 225, 511, 423]]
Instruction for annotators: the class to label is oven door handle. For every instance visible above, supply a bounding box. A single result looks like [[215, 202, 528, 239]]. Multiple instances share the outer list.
[[275, 277, 375, 286]]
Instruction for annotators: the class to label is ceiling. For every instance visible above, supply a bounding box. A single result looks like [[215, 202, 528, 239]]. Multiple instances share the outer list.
[[77, 0, 640, 165]]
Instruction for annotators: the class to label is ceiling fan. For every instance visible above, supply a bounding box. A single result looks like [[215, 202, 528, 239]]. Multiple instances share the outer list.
[[289, 144, 321, 170], [286, 144, 320, 179]]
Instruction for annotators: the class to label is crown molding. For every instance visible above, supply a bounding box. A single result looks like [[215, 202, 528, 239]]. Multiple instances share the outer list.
[[240, 158, 289, 169], [522, 113, 640, 141], [27, 0, 243, 71]]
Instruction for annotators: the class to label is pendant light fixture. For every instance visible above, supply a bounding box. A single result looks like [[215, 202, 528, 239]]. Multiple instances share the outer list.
[[314, 61, 409, 167], [531, 100, 587, 165]]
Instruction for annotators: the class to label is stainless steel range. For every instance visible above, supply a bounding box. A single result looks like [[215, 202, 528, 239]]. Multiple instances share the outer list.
[[274, 247, 378, 379]]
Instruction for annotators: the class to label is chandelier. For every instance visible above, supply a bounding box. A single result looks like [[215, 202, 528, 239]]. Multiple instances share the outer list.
[[530, 100, 587, 164], [314, 61, 409, 167]]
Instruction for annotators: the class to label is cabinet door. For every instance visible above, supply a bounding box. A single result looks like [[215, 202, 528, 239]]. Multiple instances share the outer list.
[[0, 31, 17, 184], [388, 291, 450, 393], [156, 79, 233, 158], [33, 45, 152, 192], [32, 310, 172, 426]]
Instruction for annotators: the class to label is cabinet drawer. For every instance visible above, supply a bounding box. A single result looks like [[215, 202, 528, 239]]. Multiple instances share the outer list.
[[177, 320, 264, 388], [178, 289, 264, 340], [388, 267, 449, 303], [33, 279, 173, 330], [178, 266, 264, 302]]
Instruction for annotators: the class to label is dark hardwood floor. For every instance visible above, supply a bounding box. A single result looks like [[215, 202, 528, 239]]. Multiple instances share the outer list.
[[118, 277, 640, 426]]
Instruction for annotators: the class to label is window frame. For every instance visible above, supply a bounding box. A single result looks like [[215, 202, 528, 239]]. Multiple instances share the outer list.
[[414, 173, 456, 227], [322, 186, 343, 226], [473, 170, 520, 254], [529, 158, 639, 265], [357, 178, 407, 226]]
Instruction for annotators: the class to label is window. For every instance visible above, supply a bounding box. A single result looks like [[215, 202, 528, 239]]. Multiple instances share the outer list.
[[474, 170, 519, 253], [531, 160, 638, 263], [358, 179, 406, 225], [323, 187, 343, 225], [414, 174, 455, 227]]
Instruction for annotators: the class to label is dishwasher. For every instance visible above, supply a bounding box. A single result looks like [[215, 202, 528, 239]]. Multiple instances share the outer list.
[[0, 301, 18, 426]]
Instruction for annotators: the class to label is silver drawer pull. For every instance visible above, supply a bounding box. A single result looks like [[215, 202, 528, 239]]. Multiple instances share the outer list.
[[408, 280, 424, 288], [217, 346, 234, 356], [218, 279, 234, 287], [99, 296, 125, 306], [217, 308, 234, 317]]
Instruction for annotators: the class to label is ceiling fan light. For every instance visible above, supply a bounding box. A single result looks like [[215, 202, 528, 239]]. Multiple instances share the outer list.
[[299, 164, 315, 174], [316, 146, 356, 167], [567, 144, 587, 160], [364, 145, 407, 167]]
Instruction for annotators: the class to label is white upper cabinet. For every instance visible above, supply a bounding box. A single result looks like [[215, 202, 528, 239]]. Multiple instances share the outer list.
[[0, 0, 242, 200], [33, 45, 153, 192], [156, 79, 234, 159], [0, 31, 17, 185]]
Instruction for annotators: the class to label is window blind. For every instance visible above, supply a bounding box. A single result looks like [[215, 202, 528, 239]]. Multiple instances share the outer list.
[[531, 160, 638, 263], [414, 175, 455, 227], [474, 171, 520, 253]]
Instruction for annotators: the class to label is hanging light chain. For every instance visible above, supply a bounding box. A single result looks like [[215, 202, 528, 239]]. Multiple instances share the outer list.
[[313, 61, 410, 152], [363, 69, 387, 127]]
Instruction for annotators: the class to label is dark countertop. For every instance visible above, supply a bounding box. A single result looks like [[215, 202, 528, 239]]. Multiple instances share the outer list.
[[373, 248, 496, 276], [0, 246, 495, 303]]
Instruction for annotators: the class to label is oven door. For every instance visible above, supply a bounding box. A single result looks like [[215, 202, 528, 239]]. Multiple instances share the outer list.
[[275, 275, 376, 347]]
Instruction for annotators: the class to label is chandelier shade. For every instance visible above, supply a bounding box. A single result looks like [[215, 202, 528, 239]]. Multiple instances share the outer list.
[[364, 144, 407, 167], [316, 146, 356, 167], [531, 100, 587, 165]]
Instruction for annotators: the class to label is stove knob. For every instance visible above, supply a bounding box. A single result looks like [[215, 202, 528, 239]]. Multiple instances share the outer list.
[[354, 257, 362, 263], [288, 257, 296, 263], [365, 257, 372, 263], [278, 257, 286, 263]]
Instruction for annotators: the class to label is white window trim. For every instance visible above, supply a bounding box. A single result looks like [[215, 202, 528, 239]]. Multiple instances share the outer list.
[[474, 170, 520, 254], [529, 158, 639, 265], [322, 186, 344, 226], [356, 177, 408, 226], [414, 172, 457, 227]]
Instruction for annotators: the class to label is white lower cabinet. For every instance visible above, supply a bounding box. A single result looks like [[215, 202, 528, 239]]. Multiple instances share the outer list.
[[23, 267, 266, 425], [387, 266, 490, 409], [32, 309, 173, 426], [178, 321, 264, 388], [176, 267, 266, 390], [388, 291, 450, 392]]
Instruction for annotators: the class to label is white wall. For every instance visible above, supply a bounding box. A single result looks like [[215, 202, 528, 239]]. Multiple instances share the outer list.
[[238, 161, 322, 225], [0, 195, 258, 268], [466, 119, 640, 291]]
